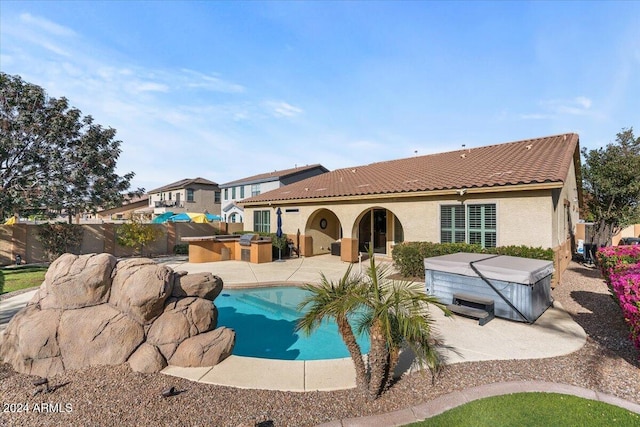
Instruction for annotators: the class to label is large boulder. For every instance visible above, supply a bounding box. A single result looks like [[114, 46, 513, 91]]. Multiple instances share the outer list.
[[58, 305, 145, 371], [0, 305, 64, 377], [170, 327, 235, 367], [172, 272, 223, 301], [44, 253, 117, 309], [109, 258, 174, 324], [128, 343, 167, 374], [0, 253, 235, 376], [146, 297, 217, 360]]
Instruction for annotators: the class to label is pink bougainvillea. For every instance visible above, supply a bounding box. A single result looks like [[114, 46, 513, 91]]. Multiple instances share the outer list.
[[597, 246, 640, 355], [609, 267, 640, 351], [597, 245, 640, 282]]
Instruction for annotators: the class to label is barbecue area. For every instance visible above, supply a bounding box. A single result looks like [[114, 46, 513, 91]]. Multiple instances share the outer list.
[[424, 253, 554, 324], [181, 233, 273, 264]]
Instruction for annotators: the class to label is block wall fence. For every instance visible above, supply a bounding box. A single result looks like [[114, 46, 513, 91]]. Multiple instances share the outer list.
[[0, 222, 244, 266]]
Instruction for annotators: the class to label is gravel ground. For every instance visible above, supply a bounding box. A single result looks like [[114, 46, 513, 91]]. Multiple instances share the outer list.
[[1, 261, 638, 427]]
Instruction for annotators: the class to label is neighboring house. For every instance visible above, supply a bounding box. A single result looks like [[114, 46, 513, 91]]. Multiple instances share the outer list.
[[146, 177, 221, 220], [219, 164, 329, 223], [241, 133, 582, 277], [96, 195, 150, 222]]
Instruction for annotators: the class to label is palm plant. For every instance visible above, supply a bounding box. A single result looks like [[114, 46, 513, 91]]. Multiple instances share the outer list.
[[296, 264, 369, 394], [297, 251, 450, 400], [359, 258, 450, 396]]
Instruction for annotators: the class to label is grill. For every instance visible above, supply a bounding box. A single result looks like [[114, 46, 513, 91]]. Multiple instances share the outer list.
[[239, 233, 258, 247]]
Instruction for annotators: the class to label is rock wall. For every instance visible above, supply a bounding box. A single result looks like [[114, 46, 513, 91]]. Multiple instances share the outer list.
[[0, 253, 235, 377]]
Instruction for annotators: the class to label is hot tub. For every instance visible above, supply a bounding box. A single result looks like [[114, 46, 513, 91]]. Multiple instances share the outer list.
[[424, 253, 554, 323]]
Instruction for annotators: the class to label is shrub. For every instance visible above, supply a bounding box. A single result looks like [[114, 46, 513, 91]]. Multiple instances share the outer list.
[[597, 246, 640, 355], [116, 219, 163, 256], [37, 223, 84, 261], [392, 242, 554, 279], [173, 243, 189, 255], [596, 245, 640, 282], [609, 267, 640, 351]]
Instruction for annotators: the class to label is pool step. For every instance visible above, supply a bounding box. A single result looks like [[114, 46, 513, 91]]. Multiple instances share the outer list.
[[236, 293, 301, 319]]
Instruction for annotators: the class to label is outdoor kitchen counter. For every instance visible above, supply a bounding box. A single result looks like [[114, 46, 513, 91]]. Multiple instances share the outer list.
[[181, 235, 272, 264]]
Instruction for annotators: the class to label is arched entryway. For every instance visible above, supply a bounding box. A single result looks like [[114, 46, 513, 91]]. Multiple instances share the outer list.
[[356, 208, 404, 255], [305, 208, 342, 255]]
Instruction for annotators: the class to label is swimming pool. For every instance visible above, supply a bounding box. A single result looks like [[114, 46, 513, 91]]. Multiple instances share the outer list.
[[216, 286, 370, 360]]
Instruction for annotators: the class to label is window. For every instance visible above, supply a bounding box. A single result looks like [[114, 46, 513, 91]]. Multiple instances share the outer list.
[[440, 205, 466, 244], [168, 192, 172, 200], [224, 188, 228, 200], [440, 204, 496, 248], [214, 191, 221, 203], [468, 204, 496, 248], [232, 187, 236, 199], [253, 210, 270, 233], [251, 184, 261, 197], [186, 188, 195, 203], [240, 186, 245, 199]]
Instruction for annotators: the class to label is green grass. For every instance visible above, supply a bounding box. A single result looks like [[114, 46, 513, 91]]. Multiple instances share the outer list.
[[406, 392, 640, 427], [0, 266, 48, 295]]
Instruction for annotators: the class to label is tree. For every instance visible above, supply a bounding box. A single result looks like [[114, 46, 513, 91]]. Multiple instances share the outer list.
[[116, 217, 163, 256], [297, 254, 449, 400], [36, 223, 84, 261], [0, 72, 142, 222], [581, 128, 640, 246]]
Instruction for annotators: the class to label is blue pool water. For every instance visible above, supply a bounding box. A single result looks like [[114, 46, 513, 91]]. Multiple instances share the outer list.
[[216, 286, 370, 360]]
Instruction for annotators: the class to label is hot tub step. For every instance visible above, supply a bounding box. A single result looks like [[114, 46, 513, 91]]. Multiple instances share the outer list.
[[447, 293, 495, 326]]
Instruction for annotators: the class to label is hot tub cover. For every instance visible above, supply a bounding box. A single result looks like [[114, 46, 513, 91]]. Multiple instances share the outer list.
[[423, 253, 554, 285]]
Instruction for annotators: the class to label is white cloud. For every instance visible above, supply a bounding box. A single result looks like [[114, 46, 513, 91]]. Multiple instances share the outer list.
[[19, 13, 76, 37], [180, 69, 245, 93], [575, 96, 592, 109], [542, 96, 594, 116], [519, 113, 552, 120], [266, 101, 304, 118], [131, 82, 170, 93], [520, 96, 600, 121]]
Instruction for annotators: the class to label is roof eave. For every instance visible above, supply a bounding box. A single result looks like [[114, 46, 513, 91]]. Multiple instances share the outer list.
[[241, 181, 565, 207]]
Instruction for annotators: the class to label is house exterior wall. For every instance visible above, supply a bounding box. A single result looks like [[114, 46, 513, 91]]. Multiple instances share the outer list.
[[220, 167, 328, 223], [149, 184, 221, 216], [244, 190, 558, 254], [221, 181, 280, 221]]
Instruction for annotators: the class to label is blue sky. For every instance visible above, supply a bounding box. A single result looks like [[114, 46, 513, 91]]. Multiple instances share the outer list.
[[1, 1, 638, 192]]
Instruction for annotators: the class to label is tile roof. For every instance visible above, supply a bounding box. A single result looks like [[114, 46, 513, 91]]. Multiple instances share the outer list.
[[148, 177, 218, 194], [242, 133, 580, 204], [220, 164, 329, 187]]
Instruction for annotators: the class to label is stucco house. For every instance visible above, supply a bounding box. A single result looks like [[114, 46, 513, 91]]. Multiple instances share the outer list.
[[219, 164, 329, 223], [96, 195, 150, 222], [241, 133, 583, 276], [146, 177, 222, 220]]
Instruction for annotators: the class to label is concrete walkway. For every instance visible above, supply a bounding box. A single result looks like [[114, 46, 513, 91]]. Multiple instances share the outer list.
[[2, 255, 638, 424]]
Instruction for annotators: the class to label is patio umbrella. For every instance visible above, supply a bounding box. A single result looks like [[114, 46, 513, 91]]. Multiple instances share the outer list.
[[168, 212, 216, 223], [152, 212, 175, 224], [188, 213, 209, 223], [276, 207, 283, 238], [275, 207, 284, 262], [205, 213, 222, 221], [168, 213, 192, 222]]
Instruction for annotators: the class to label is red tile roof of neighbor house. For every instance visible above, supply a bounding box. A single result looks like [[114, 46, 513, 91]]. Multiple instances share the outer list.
[[242, 133, 580, 204]]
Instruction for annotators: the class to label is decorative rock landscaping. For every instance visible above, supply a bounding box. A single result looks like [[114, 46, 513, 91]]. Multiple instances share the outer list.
[[0, 253, 235, 377]]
